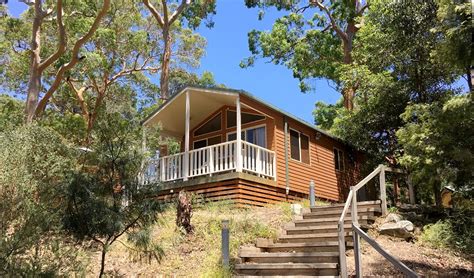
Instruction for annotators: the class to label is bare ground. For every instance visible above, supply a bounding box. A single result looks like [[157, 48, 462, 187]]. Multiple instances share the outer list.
[[346, 231, 474, 277]]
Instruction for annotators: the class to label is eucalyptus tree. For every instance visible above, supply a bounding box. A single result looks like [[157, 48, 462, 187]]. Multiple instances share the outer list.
[[242, 0, 368, 110], [142, 0, 216, 100], [0, 0, 111, 123]]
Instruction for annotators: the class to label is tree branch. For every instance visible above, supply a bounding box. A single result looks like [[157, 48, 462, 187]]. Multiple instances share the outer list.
[[34, 0, 111, 116], [39, 0, 67, 72], [311, 0, 348, 42], [143, 0, 165, 28], [169, 0, 190, 26]]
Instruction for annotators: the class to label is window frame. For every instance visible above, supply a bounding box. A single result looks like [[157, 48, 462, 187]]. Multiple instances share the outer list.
[[225, 108, 266, 129], [226, 124, 267, 148], [289, 128, 310, 164], [193, 112, 222, 137], [334, 147, 345, 171], [192, 135, 222, 150]]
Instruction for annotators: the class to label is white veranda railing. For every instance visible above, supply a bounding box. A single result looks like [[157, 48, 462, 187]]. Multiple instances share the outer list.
[[143, 140, 276, 183]]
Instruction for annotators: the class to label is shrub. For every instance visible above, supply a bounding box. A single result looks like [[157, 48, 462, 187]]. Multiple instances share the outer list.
[[0, 125, 85, 276], [421, 220, 455, 249]]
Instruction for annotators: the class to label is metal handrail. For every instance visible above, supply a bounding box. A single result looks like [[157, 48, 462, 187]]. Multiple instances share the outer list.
[[352, 224, 419, 277], [337, 164, 411, 277]]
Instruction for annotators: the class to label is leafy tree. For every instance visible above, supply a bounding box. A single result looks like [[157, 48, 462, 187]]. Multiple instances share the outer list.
[[64, 111, 165, 277], [0, 0, 111, 123], [434, 0, 473, 91], [0, 125, 85, 275], [242, 0, 368, 110], [331, 0, 460, 167], [397, 94, 474, 205], [312, 98, 343, 130], [0, 94, 23, 131], [142, 0, 216, 100]]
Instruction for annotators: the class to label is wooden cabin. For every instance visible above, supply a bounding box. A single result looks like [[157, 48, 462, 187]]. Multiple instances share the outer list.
[[142, 87, 364, 206]]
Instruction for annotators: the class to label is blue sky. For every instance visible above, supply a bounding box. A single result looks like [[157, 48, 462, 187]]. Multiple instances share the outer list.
[[7, 0, 340, 124]]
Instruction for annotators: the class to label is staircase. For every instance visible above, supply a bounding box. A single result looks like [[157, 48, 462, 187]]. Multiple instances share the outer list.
[[235, 200, 382, 277]]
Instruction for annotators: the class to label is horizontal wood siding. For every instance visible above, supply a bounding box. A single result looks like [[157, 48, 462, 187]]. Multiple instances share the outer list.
[[240, 95, 363, 202], [157, 178, 305, 207]]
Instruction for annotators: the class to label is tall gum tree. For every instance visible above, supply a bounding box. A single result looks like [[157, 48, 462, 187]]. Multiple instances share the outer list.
[[20, 0, 111, 123], [242, 0, 368, 110], [142, 0, 216, 100]]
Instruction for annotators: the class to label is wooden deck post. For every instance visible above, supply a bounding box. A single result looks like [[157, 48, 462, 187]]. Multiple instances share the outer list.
[[379, 165, 387, 215], [236, 96, 242, 172], [309, 180, 315, 207], [408, 174, 415, 205], [284, 118, 289, 195], [183, 91, 190, 181], [221, 219, 230, 267]]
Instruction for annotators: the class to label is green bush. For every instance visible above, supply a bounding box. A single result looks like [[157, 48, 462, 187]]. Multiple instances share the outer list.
[[421, 210, 474, 254], [421, 220, 455, 249], [0, 125, 85, 276]]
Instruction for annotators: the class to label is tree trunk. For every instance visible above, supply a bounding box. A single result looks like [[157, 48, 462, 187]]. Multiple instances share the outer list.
[[342, 37, 355, 111], [176, 191, 193, 234], [467, 67, 472, 92], [342, 87, 355, 111], [25, 2, 43, 124], [98, 244, 107, 278], [160, 26, 172, 101]]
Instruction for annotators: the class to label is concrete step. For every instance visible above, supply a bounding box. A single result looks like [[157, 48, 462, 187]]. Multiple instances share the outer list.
[[294, 216, 374, 227], [303, 207, 380, 218], [234, 263, 339, 276], [239, 252, 339, 264], [277, 232, 352, 244], [256, 240, 353, 253]]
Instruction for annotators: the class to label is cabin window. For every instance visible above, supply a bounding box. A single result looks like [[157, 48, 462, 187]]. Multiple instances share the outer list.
[[192, 136, 222, 150], [226, 110, 265, 128], [227, 126, 266, 148], [193, 139, 207, 149], [290, 129, 310, 164], [334, 148, 344, 171], [194, 113, 221, 136]]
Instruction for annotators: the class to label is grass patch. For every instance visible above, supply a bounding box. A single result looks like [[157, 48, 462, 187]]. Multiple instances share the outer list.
[[97, 200, 298, 276]]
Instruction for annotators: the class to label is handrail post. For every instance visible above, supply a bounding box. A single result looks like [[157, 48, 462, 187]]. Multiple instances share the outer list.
[[353, 224, 362, 278], [160, 158, 165, 181], [221, 219, 230, 267], [309, 180, 315, 207], [338, 220, 347, 278], [379, 165, 387, 216], [209, 147, 214, 175], [351, 186, 359, 227]]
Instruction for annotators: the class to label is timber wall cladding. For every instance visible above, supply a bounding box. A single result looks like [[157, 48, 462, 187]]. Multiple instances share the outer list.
[[240, 94, 362, 202], [157, 179, 306, 207]]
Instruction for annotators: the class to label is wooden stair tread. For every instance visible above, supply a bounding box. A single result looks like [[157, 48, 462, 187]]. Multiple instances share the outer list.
[[240, 252, 339, 258], [235, 263, 338, 269], [234, 276, 340, 278], [259, 241, 352, 248], [294, 215, 375, 223], [311, 200, 381, 209], [279, 232, 351, 239], [304, 207, 380, 216]]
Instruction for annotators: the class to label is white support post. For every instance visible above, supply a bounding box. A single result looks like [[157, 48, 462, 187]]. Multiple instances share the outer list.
[[353, 225, 362, 278], [351, 186, 359, 227], [379, 165, 387, 215], [183, 91, 190, 181], [236, 96, 242, 172]]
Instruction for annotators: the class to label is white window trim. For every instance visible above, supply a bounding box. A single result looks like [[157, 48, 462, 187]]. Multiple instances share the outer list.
[[227, 124, 267, 148], [289, 128, 310, 164], [334, 147, 345, 171]]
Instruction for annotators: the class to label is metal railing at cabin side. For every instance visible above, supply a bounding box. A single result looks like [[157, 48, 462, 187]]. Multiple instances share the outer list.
[[337, 164, 418, 278]]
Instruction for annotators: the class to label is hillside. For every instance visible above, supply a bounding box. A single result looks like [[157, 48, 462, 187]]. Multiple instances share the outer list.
[[80, 201, 473, 277]]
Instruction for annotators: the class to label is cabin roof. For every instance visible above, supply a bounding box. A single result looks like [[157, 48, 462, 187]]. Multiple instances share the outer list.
[[142, 86, 351, 147]]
